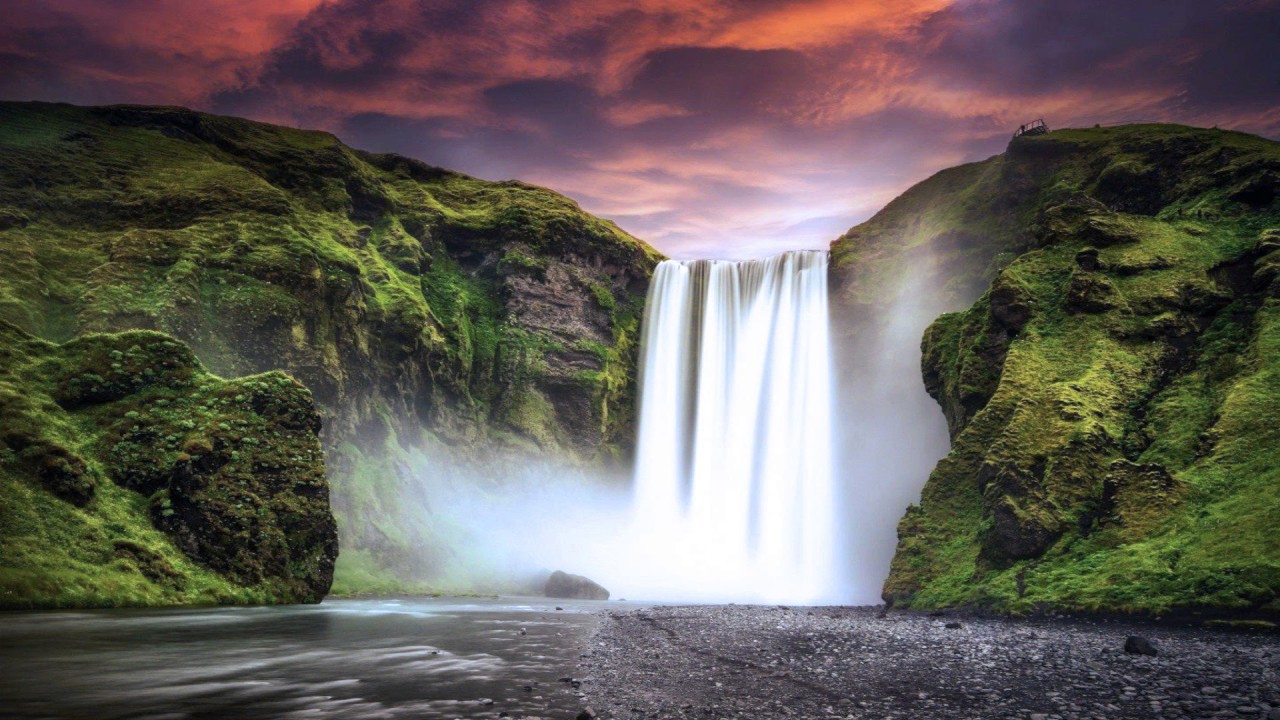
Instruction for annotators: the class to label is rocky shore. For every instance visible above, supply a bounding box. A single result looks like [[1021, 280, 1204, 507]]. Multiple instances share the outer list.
[[575, 605, 1280, 720]]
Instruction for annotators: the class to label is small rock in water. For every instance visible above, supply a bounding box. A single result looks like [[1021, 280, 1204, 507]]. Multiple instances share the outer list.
[[1124, 636, 1158, 656], [945, 621, 963, 629], [576, 708, 598, 720]]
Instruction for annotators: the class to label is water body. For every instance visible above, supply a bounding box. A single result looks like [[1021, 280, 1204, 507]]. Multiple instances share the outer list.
[[628, 250, 840, 604], [0, 597, 617, 719]]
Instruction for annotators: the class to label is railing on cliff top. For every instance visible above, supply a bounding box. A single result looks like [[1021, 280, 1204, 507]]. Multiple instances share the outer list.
[[1013, 118, 1049, 139]]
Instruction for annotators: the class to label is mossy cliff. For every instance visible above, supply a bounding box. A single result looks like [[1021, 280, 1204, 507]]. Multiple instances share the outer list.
[[0, 102, 661, 593], [832, 124, 1280, 615], [0, 321, 336, 607]]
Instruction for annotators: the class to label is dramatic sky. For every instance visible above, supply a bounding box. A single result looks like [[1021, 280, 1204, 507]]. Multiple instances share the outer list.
[[3, 1, 1278, 258]]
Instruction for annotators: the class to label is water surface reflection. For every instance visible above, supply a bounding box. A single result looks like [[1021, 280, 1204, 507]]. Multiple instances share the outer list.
[[0, 597, 617, 719]]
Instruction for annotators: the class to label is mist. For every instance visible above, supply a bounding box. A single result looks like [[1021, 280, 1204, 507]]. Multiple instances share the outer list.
[[374, 250, 965, 607], [833, 256, 956, 604]]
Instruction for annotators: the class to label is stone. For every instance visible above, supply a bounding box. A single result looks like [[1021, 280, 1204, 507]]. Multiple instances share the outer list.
[[1124, 636, 1158, 656], [545, 570, 611, 600]]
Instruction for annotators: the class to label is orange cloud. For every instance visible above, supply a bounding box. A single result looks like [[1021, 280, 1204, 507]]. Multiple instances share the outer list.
[[1, 0, 1275, 259]]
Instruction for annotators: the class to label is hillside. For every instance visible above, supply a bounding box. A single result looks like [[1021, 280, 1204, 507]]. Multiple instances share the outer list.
[[0, 102, 662, 593], [831, 124, 1280, 615], [0, 321, 335, 607]]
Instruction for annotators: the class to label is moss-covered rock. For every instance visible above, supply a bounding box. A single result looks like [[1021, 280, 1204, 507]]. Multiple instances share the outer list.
[[0, 321, 336, 608], [0, 101, 661, 593], [833, 124, 1280, 616]]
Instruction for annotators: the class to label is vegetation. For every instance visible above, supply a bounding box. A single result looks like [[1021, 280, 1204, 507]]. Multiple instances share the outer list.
[[833, 124, 1280, 615], [0, 321, 336, 608], [0, 101, 662, 596]]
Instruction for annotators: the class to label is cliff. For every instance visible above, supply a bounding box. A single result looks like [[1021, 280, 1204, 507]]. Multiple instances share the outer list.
[[0, 102, 661, 593], [832, 124, 1280, 615], [0, 322, 335, 607]]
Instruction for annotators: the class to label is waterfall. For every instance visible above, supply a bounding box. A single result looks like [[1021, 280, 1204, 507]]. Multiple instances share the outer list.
[[627, 250, 842, 604]]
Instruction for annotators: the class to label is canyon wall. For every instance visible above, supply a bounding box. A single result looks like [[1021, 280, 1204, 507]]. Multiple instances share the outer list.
[[832, 124, 1280, 615], [0, 102, 660, 595]]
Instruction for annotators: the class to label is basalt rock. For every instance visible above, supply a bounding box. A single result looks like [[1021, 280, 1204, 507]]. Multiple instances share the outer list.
[[1124, 636, 1159, 656]]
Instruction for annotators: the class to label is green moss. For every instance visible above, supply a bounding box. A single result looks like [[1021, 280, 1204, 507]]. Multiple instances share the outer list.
[[589, 281, 618, 311], [0, 101, 662, 595], [0, 321, 335, 608], [864, 124, 1280, 616], [498, 248, 550, 274]]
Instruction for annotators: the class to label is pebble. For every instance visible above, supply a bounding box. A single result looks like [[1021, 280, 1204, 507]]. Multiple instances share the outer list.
[[577, 605, 1280, 720]]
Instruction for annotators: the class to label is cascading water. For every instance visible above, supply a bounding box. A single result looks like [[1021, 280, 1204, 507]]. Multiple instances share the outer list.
[[626, 250, 843, 604]]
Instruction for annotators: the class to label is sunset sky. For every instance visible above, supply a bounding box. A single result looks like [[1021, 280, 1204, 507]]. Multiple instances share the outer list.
[[3, 0, 1278, 258]]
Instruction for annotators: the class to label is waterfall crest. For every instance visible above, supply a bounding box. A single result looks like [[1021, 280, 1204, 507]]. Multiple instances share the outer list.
[[629, 250, 841, 603]]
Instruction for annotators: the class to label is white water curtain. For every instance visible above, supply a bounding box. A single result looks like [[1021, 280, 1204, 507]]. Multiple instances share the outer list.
[[628, 251, 839, 603]]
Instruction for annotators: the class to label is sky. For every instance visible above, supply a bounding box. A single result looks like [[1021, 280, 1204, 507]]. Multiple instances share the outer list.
[[2, 1, 1278, 258]]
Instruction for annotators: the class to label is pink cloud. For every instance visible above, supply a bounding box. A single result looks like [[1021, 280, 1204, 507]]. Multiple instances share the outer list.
[[1, 0, 1276, 258]]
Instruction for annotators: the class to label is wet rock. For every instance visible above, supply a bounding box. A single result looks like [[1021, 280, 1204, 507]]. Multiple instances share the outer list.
[[545, 571, 610, 601], [1124, 636, 1159, 656], [576, 708, 598, 720], [579, 604, 1280, 720]]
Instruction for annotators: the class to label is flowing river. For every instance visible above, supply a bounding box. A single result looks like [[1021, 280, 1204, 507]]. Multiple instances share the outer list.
[[0, 597, 620, 719]]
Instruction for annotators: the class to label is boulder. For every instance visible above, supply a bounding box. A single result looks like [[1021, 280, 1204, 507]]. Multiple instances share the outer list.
[[1123, 636, 1158, 656], [545, 570, 610, 600]]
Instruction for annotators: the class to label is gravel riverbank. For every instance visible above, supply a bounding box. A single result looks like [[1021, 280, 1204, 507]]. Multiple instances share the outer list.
[[573, 605, 1279, 720]]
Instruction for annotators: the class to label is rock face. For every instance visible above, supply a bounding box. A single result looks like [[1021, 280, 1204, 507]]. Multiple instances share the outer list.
[[0, 101, 661, 593], [831, 124, 1280, 615], [0, 321, 336, 607], [545, 570, 610, 600]]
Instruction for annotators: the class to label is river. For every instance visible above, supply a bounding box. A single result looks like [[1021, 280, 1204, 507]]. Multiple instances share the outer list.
[[0, 597, 618, 719]]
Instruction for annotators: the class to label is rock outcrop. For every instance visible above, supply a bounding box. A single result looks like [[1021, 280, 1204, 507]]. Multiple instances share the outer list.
[[0, 101, 661, 594], [831, 124, 1280, 616], [0, 321, 336, 607]]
